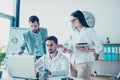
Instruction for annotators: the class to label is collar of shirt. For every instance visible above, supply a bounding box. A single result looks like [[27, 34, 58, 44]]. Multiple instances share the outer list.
[[30, 28, 41, 35], [74, 27, 86, 41], [76, 27, 86, 34], [46, 51, 61, 61]]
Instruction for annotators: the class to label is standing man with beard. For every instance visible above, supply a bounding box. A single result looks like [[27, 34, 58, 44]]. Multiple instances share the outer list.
[[16, 15, 48, 59], [35, 36, 69, 77]]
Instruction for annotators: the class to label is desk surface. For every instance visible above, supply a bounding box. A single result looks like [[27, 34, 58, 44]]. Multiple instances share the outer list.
[[1, 70, 85, 80], [0, 77, 84, 80], [48, 76, 85, 80]]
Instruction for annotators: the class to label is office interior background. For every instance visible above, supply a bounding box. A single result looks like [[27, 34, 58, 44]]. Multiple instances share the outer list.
[[0, 0, 120, 78], [0, 0, 120, 46]]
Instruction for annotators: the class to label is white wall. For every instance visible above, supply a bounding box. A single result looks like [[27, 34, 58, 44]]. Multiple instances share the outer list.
[[20, 0, 120, 44]]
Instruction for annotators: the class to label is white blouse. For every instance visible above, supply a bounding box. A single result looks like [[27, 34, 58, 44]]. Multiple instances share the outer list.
[[71, 27, 103, 63]]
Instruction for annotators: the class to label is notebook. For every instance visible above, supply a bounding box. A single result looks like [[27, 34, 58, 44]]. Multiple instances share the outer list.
[[8, 55, 37, 79]]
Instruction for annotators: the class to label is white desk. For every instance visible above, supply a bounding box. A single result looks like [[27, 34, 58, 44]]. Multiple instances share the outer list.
[[1, 70, 25, 80], [1, 70, 85, 80], [48, 76, 85, 80]]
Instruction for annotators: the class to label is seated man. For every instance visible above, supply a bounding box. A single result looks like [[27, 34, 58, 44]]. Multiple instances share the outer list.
[[35, 36, 69, 77]]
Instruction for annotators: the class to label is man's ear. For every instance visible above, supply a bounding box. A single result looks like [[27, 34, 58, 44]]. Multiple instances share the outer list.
[[38, 23, 40, 26]]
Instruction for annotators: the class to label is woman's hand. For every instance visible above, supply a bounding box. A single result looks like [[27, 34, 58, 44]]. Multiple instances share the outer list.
[[75, 46, 90, 52], [57, 44, 73, 58], [62, 47, 72, 54], [62, 47, 73, 58], [76, 46, 95, 53], [57, 44, 72, 53], [57, 44, 63, 48]]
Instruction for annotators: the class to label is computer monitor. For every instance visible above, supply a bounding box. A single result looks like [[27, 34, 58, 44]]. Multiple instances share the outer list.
[[8, 55, 36, 79]]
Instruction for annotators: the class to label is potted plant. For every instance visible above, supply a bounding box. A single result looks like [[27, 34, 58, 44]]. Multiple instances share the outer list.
[[0, 45, 6, 69]]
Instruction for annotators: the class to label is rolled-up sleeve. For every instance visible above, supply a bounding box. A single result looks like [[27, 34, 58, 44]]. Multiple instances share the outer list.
[[89, 29, 103, 53], [20, 33, 27, 53], [35, 56, 44, 69], [20, 41, 26, 53]]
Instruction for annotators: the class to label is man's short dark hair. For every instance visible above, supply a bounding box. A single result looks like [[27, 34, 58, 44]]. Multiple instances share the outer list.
[[29, 15, 39, 23], [45, 36, 58, 44]]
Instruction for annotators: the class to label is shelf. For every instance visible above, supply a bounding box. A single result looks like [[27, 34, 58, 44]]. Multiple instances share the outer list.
[[95, 60, 120, 62], [92, 60, 120, 76], [103, 43, 120, 45]]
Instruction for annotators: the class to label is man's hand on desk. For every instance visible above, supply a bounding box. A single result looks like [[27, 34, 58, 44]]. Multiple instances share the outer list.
[[48, 70, 51, 75], [12, 51, 23, 55]]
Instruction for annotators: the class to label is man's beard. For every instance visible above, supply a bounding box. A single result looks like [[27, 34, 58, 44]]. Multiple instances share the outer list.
[[32, 28, 39, 33], [48, 49, 56, 54]]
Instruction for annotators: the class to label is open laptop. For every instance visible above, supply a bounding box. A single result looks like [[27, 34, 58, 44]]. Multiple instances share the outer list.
[[8, 55, 37, 79]]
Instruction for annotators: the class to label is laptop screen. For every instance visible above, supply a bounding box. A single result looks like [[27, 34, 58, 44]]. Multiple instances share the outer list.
[[8, 55, 36, 79]]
